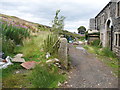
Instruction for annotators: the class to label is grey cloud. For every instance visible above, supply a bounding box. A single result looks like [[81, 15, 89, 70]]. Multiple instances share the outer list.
[[0, 0, 110, 31]]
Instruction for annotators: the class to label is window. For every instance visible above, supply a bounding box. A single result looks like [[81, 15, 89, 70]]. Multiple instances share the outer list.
[[101, 14, 105, 25], [116, 1, 120, 17], [114, 32, 120, 47], [115, 34, 118, 46], [118, 34, 120, 47]]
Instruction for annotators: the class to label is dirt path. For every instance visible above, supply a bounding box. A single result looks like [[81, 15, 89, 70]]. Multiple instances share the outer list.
[[63, 44, 118, 88]]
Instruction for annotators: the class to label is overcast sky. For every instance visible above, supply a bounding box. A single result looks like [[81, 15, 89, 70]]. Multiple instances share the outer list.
[[0, 0, 110, 32]]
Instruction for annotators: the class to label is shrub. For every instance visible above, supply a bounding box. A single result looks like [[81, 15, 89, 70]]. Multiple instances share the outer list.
[[2, 22, 30, 45], [2, 37, 15, 56], [91, 39, 101, 47], [1, 22, 30, 56]]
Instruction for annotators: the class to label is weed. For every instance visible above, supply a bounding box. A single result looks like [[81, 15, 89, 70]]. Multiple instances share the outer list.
[[43, 33, 59, 56]]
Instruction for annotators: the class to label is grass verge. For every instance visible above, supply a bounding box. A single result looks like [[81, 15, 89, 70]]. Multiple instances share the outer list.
[[84, 45, 119, 77]]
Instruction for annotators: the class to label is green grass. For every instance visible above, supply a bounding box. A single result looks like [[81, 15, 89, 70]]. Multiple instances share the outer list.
[[2, 70, 31, 88], [2, 31, 67, 88], [15, 31, 50, 58], [84, 45, 119, 77], [3, 31, 51, 76], [43, 33, 58, 55], [28, 63, 66, 88]]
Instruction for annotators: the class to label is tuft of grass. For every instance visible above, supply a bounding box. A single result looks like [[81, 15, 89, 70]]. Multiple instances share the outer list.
[[28, 63, 66, 88], [100, 47, 116, 58], [2, 63, 23, 78], [43, 33, 58, 56]]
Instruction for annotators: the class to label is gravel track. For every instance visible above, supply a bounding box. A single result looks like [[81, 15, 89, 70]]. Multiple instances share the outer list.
[[63, 44, 118, 88]]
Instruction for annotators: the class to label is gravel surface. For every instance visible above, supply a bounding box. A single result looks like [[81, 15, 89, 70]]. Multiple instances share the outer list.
[[62, 44, 118, 88]]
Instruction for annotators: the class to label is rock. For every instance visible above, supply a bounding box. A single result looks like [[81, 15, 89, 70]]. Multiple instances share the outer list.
[[58, 82, 62, 86], [12, 57, 25, 63], [46, 58, 62, 68], [70, 85, 73, 87], [15, 71, 20, 74], [46, 58, 60, 63], [54, 58, 59, 62], [73, 42, 79, 45], [46, 59, 53, 63], [54, 62, 61, 68], [79, 41, 84, 44], [55, 63, 60, 65], [64, 81, 68, 84], [14, 54, 23, 58], [46, 52, 50, 59], [12, 54, 25, 63], [21, 61, 37, 69]]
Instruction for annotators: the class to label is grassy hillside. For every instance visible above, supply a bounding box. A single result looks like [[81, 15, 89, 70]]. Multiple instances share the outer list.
[[0, 14, 51, 33], [1, 14, 67, 88]]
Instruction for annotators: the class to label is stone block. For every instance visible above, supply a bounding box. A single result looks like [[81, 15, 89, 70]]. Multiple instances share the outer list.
[[58, 38, 68, 69]]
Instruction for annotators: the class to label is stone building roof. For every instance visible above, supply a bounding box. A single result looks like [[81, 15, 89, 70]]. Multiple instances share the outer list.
[[95, 0, 120, 18], [95, 2, 112, 18]]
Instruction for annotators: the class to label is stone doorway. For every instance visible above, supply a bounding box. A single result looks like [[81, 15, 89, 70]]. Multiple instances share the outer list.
[[106, 20, 113, 50]]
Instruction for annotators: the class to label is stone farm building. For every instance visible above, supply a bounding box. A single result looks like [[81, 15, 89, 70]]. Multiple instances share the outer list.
[[89, 0, 120, 57]]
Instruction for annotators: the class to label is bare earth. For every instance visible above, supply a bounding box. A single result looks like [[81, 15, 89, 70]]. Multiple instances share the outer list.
[[63, 44, 118, 88]]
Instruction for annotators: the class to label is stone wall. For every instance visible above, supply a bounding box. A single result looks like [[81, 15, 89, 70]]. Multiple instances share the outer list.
[[89, 18, 95, 30], [113, 17, 120, 57], [91, 1, 120, 57]]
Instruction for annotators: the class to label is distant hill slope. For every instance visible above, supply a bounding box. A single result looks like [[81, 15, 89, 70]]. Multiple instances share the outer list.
[[0, 14, 51, 32]]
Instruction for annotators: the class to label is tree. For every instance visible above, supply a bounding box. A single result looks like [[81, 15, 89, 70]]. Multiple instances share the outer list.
[[51, 10, 65, 32], [77, 26, 86, 34]]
